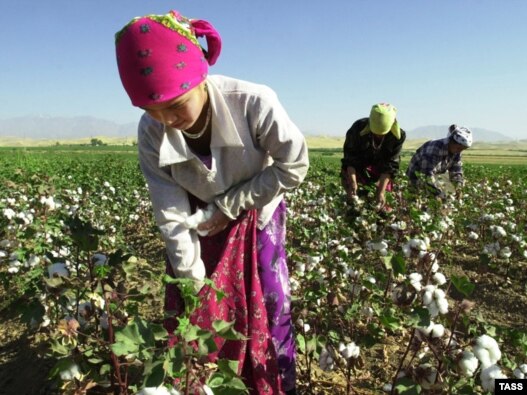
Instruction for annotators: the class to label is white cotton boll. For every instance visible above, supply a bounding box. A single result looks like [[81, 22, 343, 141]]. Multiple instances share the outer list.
[[430, 261, 440, 273], [436, 298, 449, 315], [319, 348, 335, 371], [418, 364, 438, 390], [368, 240, 388, 251], [423, 290, 434, 306], [3, 208, 16, 220], [431, 324, 445, 338], [202, 385, 214, 395], [366, 276, 376, 284], [390, 221, 407, 231], [513, 368, 525, 379], [458, 351, 479, 377], [339, 342, 360, 359], [499, 247, 512, 259], [410, 239, 427, 251], [303, 323, 311, 333], [475, 335, 502, 366], [419, 212, 431, 222], [468, 231, 479, 240], [27, 254, 40, 268], [295, 262, 306, 274], [379, 249, 388, 256], [519, 364, 527, 374], [409, 272, 423, 291], [0, 239, 11, 248], [0, 250, 7, 259], [92, 253, 107, 266], [491, 225, 507, 238], [382, 383, 392, 392], [418, 322, 434, 336], [433, 272, 447, 285], [48, 263, 69, 278], [480, 364, 507, 392], [473, 346, 492, 368], [307, 255, 322, 269], [433, 288, 446, 300], [136, 387, 181, 395], [427, 302, 440, 318], [417, 251, 428, 260], [361, 306, 374, 317], [59, 360, 82, 381], [402, 244, 412, 257]]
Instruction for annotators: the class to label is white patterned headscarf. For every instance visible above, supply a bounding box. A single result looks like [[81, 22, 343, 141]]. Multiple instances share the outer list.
[[448, 125, 473, 148]]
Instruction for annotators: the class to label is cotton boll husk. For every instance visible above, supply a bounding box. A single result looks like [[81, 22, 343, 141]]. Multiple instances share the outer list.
[[480, 364, 507, 392], [458, 351, 479, 377]]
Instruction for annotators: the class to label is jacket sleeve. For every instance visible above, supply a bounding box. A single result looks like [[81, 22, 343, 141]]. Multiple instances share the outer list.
[[378, 130, 406, 177], [137, 115, 206, 283], [214, 88, 309, 219], [342, 121, 363, 169], [448, 154, 464, 185]]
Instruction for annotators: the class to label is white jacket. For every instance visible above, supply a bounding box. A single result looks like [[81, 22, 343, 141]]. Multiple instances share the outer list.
[[138, 75, 309, 282]]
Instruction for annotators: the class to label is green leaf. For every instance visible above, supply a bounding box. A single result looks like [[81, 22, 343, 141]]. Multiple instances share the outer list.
[[212, 320, 248, 340], [395, 377, 422, 394], [296, 333, 306, 353], [391, 253, 407, 276], [217, 359, 240, 378], [451, 275, 475, 297], [143, 360, 165, 387], [408, 307, 431, 328]]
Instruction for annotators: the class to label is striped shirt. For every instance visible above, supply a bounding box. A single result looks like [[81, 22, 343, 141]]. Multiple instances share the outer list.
[[407, 138, 464, 186]]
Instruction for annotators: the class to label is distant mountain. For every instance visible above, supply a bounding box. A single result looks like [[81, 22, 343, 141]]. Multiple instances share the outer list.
[[0, 116, 137, 140], [407, 125, 512, 142], [0, 116, 516, 143]]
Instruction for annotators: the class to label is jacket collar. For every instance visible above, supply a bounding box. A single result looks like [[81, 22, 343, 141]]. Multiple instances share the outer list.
[[158, 78, 244, 167]]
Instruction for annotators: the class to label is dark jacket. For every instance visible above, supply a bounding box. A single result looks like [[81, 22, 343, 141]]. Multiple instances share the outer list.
[[341, 118, 406, 179]]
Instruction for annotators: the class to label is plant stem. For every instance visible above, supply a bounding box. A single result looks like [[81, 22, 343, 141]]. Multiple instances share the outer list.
[[390, 328, 416, 395]]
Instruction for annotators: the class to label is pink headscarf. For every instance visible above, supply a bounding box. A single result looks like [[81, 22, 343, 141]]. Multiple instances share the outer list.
[[115, 10, 222, 107]]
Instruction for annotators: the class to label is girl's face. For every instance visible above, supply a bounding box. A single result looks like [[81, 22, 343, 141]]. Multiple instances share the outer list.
[[141, 83, 207, 130]]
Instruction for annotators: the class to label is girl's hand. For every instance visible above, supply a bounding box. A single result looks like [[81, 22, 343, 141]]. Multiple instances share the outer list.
[[197, 209, 231, 236]]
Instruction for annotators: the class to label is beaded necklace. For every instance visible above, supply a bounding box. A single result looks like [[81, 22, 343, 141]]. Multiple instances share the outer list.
[[181, 103, 211, 140]]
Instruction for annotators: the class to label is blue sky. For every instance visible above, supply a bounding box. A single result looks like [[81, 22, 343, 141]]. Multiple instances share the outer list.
[[1, 0, 526, 138]]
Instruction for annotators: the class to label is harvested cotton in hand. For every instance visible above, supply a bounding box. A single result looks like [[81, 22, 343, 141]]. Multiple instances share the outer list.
[[183, 204, 216, 236]]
